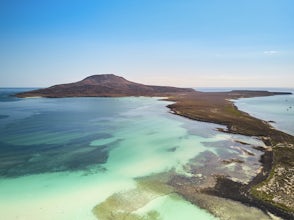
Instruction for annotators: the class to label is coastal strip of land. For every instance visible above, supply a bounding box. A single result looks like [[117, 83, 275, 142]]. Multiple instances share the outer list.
[[166, 90, 294, 219]]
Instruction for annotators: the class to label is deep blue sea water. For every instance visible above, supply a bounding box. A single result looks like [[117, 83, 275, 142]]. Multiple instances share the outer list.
[[0, 88, 288, 220]]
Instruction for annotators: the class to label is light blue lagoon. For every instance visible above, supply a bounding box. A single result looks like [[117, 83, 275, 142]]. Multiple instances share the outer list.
[[0, 89, 277, 219]]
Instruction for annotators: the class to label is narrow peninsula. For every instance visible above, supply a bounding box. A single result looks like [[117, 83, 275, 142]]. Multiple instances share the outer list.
[[16, 74, 294, 219]]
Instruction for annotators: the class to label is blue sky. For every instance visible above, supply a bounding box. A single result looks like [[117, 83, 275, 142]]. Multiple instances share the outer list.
[[0, 0, 293, 87]]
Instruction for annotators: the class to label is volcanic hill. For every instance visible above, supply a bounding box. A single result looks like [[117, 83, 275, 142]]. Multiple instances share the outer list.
[[16, 74, 194, 98]]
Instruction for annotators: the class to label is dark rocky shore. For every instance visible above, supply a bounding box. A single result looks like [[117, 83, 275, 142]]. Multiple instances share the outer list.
[[167, 91, 294, 219], [16, 74, 294, 219]]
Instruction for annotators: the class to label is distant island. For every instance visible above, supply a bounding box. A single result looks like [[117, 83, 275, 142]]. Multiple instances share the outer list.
[[16, 74, 294, 218], [16, 74, 194, 98]]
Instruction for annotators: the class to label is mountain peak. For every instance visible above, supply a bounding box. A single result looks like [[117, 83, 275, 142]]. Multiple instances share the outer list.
[[84, 74, 121, 80], [81, 74, 129, 85]]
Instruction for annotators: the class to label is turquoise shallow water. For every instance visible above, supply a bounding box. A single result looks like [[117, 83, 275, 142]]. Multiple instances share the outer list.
[[0, 88, 274, 219]]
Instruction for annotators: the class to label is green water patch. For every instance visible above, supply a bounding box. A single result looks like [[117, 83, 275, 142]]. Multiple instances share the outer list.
[[93, 173, 216, 220], [135, 194, 216, 220], [93, 188, 162, 220], [92, 179, 171, 219]]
